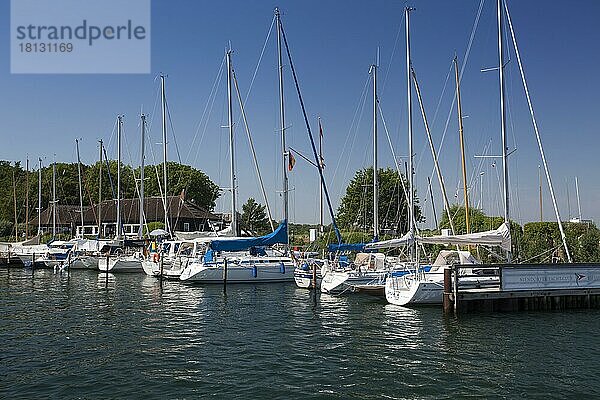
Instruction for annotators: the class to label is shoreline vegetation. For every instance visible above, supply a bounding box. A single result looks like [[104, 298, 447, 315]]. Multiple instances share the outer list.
[[1, 160, 599, 263]]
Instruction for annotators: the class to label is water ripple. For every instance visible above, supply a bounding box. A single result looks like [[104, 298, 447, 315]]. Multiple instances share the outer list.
[[1, 268, 599, 399]]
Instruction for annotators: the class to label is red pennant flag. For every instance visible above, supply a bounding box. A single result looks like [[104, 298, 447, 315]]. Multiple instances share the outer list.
[[288, 151, 296, 171]]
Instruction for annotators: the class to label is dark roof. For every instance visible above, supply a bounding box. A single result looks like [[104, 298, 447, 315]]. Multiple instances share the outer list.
[[32, 196, 219, 226], [30, 204, 81, 227], [82, 196, 220, 224]]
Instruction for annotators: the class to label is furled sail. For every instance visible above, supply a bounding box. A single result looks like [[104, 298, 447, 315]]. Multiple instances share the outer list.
[[364, 223, 511, 252], [209, 220, 288, 252]]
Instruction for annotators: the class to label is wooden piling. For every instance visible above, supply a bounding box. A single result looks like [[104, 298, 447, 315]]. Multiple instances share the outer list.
[[105, 254, 109, 287], [222, 258, 228, 293], [443, 267, 453, 314], [312, 262, 317, 290], [159, 256, 164, 287]]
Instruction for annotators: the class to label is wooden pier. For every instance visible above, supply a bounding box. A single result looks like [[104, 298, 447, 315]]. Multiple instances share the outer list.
[[444, 263, 600, 314]]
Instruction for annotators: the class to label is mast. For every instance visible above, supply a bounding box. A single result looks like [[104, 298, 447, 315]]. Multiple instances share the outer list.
[[37, 158, 42, 236], [116, 115, 122, 240], [25, 157, 29, 239], [370, 63, 379, 240], [76, 139, 84, 237], [575, 177, 582, 221], [139, 114, 146, 239], [275, 8, 289, 236], [406, 6, 415, 260], [52, 157, 56, 239], [497, 0, 511, 261], [160, 74, 169, 234], [454, 57, 470, 234], [539, 165, 542, 222], [318, 117, 324, 235], [226, 49, 237, 236], [98, 140, 103, 238], [12, 168, 18, 240]]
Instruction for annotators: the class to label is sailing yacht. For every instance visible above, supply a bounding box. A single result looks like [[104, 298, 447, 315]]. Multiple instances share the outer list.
[[179, 220, 295, 283]]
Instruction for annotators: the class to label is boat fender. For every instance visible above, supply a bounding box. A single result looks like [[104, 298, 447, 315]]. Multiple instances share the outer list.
[[251, 266, 257, 278], [153, 253, 160, 263], [301, 262, 309, 271], [280, 262, 285, 274]]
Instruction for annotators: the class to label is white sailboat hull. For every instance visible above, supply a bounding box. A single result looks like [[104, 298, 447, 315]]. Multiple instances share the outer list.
[[385, 276, 444, 306], [98, 256, 143, 273], [70, 255, 99, 270], [321, 270, 388, 295], [294, 268, 322, 289], [180, 259, 295, 283]]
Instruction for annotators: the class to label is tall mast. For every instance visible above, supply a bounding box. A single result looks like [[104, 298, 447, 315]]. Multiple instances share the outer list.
[[98, 140, 103, 238], [52, 157, 56, 239], [25, 157, 29, 239], [275, 8, 289, 234], [76, 139, 84, 237], [454, 57, 470, 234], [116, 115, 122, 240], [226, 49, 237, 236], [12, 168, 18, 240], [139, 114, 146, 239], [318, 117, 324, 235], [160, 74, 169, 234], [497, 0, 511, 261], [37, 158, 42, 236], [406, 6, 415, 260], [538, 165, 542, 222], [370, 63, 379, 240], [575, 177, 582, 221]]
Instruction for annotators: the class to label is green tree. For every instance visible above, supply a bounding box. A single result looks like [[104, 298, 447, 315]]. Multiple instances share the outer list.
[[336, 167, 422, 235], [241, 198, 270, 235], [520, 221, 600, 263]]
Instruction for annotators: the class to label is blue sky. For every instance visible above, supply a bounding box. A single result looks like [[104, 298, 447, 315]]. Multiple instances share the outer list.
[[1, 0, 599, 228]]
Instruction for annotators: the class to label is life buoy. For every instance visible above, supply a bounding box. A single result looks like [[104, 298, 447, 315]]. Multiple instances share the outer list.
[[152, 253, 160, 263]]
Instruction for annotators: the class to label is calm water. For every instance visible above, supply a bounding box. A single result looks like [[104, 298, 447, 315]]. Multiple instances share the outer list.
[[1, 268, 599, 399]]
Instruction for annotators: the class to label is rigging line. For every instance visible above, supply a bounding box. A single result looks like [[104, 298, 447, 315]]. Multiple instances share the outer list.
[[378, 103, 410, 216], [330, 74, 370, 196], [165, 99, 183, 164], [186, 55, 226, 163], [415, 60, 453, 172], [242, 15, 276, 105], [232, 68, 275, 231], [280, 20, 342, 244], [380, 15, 405, 96], [427, 0, 485, 182], [504, 0, 571, 262]]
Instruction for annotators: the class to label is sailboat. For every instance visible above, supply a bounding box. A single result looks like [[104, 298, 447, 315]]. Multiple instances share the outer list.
[[319, 61, 407, 295], [383, 0, 568, 306], [98, 115, 144, 273], [180, 37, 295, 283]]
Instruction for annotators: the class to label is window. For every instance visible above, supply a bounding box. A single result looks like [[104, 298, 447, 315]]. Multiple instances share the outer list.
[[184, 222, 190, 232]]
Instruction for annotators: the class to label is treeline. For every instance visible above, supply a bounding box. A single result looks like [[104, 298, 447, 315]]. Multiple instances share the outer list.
[[0, 160, 220, 238], [290, 204, 600, 263]]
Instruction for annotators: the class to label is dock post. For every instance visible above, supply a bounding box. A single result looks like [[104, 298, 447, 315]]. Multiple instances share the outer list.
[[312, 261, 317, 290], [105, 254, 109, 287], [159, 255, 164, 287], [452, 265, 459, 314], [223, 258, 228, 293], [443, 267, 453, 314], [31, 252, 35, 276], [67, 251, 71, 274]]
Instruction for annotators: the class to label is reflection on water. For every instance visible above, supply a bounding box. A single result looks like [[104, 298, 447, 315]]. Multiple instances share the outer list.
[[1, 268, 599, 399]]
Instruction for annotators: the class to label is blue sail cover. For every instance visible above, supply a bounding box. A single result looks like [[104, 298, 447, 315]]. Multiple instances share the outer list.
[[209, 220, 288, 252], [327, 242, 366, 252]]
